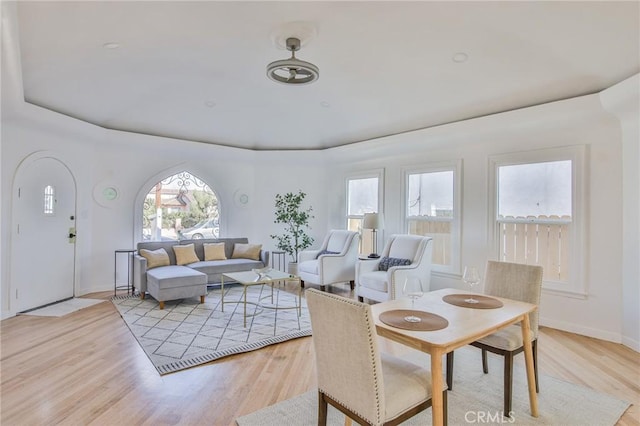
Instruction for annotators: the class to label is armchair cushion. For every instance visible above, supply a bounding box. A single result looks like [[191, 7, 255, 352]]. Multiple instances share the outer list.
[[316, 249, 339, 258], [378, 256, 412, 271], [358, 271, 389, 293], [299, 260, 320, 275]]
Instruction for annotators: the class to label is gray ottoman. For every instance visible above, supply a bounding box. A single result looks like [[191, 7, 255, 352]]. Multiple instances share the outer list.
[[144, 265, 207, 309]]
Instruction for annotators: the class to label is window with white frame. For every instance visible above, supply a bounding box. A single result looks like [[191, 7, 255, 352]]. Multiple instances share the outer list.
[[404, 162, 460, 273], [489, 146, 586, 295], [346, 172, 383, 255]]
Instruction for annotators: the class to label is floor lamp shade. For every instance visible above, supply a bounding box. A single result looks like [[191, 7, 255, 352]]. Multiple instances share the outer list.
[[363, 213, 384, 258]]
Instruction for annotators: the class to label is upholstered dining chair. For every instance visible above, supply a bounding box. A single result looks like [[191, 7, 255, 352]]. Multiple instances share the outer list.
[[306, 289, 447, 426], [298, 230, 359, 291], [356, 234, 433, 303], [446, 260, 543, 416]]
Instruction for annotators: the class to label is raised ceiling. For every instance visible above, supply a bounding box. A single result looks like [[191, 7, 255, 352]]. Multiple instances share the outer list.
[[15, 1, 640, 151]]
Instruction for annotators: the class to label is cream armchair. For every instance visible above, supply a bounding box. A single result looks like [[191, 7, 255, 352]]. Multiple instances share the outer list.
[[356, 234, 433, 303], [298, 230, 359, 291]]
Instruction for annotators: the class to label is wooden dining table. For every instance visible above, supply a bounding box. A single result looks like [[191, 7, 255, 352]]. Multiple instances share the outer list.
[[370, 287, 539, 426]]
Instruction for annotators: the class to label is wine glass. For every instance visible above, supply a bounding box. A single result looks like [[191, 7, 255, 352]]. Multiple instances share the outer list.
[[403, 276, 424, 323], [462, 266, 481, 303]]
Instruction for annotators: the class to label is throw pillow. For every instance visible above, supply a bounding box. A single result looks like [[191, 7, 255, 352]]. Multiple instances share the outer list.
[[204, 242, 227, 261], [173, 243, 200, 265], [139, 248, 170, 269], [378, 256, 412, 271], [231, 243, 262, 261], [316, 249, 339, 259]]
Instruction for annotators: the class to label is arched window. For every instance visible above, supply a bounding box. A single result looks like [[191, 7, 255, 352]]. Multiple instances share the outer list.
[[142, 171, 220, 241]]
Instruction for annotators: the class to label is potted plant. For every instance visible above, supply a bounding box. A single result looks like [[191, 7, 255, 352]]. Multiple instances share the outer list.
[[270, 190, 314, 275]]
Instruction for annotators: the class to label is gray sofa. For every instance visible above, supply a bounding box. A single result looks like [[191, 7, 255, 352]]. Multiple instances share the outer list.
[[133, 237, 269, 308]]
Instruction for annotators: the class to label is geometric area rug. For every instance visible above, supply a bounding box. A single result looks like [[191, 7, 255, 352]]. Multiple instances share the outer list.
[[236, 346, 631, 426], [112, 284, 311, 375]]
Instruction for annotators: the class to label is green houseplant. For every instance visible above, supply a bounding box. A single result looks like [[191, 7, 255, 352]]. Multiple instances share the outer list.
[[270, 191, 314, 273]]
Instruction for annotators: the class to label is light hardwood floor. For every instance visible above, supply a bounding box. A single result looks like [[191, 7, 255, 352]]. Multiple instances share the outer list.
[[1, 283, 638, 425]]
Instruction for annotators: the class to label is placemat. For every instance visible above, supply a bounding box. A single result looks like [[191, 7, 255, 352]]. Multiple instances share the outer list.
[[442, 294, 504, 309], [379, 310, 449, 331]]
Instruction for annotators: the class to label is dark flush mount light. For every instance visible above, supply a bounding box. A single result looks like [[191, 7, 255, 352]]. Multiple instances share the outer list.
[[266, 37, 319, 85]]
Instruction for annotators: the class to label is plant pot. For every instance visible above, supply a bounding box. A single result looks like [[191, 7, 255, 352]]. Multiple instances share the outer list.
[[288, 262, 298, 276]]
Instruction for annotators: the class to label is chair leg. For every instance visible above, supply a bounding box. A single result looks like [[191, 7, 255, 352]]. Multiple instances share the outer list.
[[533, 339, 539, 393], [318, 391, 328, 426], [504, 352, 514, 416], [482, 349, 489, 374], [443, 390, 448, 426], [358, 296, 364, 302], [200, 295, 205, 303], [300, 280, 305, 288], [349, 280, 355, 290], [446, 351, 454, 391], [159, 301, 165, 310], [320, 285, 326, 291]]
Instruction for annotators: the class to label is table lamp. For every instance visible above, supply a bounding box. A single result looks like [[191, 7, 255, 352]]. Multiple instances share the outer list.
[[362, 212, 384, 258]]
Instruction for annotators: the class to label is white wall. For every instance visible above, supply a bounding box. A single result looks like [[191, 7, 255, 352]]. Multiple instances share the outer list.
[[600, 74, 640, 351], [326, 92, 628, 345]]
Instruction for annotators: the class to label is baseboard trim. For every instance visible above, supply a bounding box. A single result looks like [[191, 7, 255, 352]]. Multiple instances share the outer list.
[[621, 336, 640, 352], [540, 316, 622, 344]]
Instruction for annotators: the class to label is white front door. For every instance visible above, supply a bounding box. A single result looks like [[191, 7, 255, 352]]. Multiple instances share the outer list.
[[11, 156, 76, 312]]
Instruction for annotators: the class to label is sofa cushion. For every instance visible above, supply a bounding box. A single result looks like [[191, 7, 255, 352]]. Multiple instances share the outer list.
[[139, 248, 170, 269], [231, 243, 262, 261], [147, 265, 207, 290], [204, 242, 227, 261], [378, 256, 412, 271], [189, 259, 264, 276], [173, 244, 200, 265]]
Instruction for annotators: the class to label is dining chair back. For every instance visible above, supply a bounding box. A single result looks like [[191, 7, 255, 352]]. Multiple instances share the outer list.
[[446, 260, 543, 416], [306, 289, 446, 426]]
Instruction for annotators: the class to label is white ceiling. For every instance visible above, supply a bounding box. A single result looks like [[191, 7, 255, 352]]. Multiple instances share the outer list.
[[15, 1, 640, 151]]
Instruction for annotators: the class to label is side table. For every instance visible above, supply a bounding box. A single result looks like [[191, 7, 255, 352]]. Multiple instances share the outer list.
[[114, 249, 136, 296], [271, 250, 287, 272]]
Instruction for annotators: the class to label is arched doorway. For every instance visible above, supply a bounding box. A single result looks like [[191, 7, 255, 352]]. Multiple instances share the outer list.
[[11, 154, 77, 312], [142, 171, 220, 241]]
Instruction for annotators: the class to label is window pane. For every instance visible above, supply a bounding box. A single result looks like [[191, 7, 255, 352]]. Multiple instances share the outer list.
[[43, 185, 55, 215], [407, 171, 453, 218], [348, 217, 372, 255], [498, 161, 572, 218], [408, 220, 451, 266], [348, 178, 378, 216], [142, 171, 219, 241]]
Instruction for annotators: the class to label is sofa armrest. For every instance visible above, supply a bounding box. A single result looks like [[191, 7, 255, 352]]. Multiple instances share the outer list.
[[260, 250, 270, 268], [133, 254, 148, 294]]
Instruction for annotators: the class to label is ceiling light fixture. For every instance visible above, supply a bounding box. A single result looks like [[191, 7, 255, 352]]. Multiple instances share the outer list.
[[266, 37, 319, 85]]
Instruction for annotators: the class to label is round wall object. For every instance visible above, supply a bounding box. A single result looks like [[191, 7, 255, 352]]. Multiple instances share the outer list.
[[234, 190, 249, 207], [93, 182, 120, 207]]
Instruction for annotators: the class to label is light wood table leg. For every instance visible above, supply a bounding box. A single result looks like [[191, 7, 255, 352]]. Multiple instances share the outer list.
[[521, 313, 539, 417], [430, 348, 445, 426]]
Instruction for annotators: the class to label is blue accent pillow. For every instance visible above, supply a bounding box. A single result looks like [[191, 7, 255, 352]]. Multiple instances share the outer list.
[[378, 256, 412, 271], [316, 249, 339, 259]]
